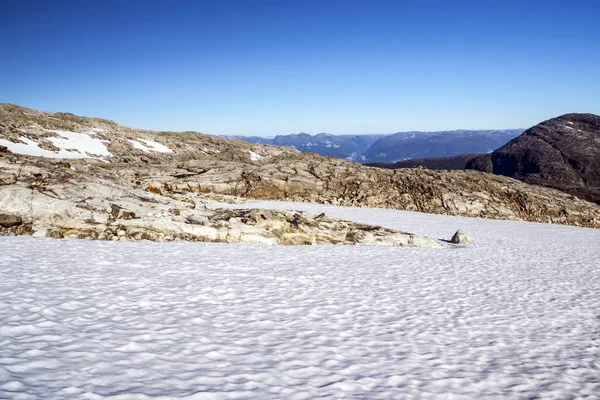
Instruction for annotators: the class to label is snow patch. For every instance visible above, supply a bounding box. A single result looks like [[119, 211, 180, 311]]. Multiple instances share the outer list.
[[44, 129, 112, 157], [0, 129, 112, 160], [248, 150, 262, 161], [346, 152, 366, 162], [128, 139, 173, 153]]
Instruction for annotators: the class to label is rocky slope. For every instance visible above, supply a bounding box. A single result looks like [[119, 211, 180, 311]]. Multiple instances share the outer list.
[[2, 103, 600, 242], [0, 180, 442, 247], [466, 114, 600, 204], [0, 155, 444, 247], [0, 103, 298, 165]]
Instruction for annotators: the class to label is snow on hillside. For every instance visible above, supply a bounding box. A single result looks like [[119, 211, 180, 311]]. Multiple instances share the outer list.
[[248, 150, 262, 161], [127, 138, 173, 153], [0, 129, 113, 160], [1, 202, 599, 399]]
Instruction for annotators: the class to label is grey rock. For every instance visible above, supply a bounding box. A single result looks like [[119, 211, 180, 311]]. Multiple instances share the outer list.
[[110, 204, 136, 220]]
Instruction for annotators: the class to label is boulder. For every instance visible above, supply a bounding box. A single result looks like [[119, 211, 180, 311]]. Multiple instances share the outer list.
[[450, 230, 476, 245], [110, 204, 136, 220], [0, 213, 22, 228]]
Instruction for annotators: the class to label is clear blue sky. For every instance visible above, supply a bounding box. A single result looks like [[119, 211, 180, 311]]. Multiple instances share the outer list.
[[1, 0, 599, 135]]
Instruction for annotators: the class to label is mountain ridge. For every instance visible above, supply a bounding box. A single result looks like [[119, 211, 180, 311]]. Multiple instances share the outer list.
[[366, 153, 483, 171], [1, 103, 599, 240], [222, 129, 523, 163], [466, 113, 600, 204]]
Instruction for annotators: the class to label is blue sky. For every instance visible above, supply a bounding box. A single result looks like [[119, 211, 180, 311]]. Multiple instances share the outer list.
[[1, 0, 599, 135]]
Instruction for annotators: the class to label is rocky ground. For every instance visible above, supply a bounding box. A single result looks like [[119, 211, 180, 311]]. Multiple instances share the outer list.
[[0, 156, 443, 247], [1, 104, 600, 247]]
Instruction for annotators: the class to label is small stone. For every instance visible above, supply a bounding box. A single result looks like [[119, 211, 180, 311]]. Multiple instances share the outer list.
[[110, 204, 136, 220], [110, 204, 123, 218], [0, 174, 17, 185], [48, 228, 62, 239], [450, 230, 476, 245]]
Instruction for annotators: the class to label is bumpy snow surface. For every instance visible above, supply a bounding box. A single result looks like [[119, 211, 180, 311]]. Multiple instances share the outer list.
[[1, 202, 599, 399]]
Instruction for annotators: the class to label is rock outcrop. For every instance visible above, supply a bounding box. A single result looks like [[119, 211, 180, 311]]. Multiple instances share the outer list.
[[2, 103, 600, 243], [0, 162, 443, 247], [467, 113, 600, 204], [0, 213, 22, 228]]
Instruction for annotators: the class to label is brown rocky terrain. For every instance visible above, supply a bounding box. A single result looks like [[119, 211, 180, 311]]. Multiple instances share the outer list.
[[0, 156, 443, 247], [467, 113, 600, 204], [2, 104, 600, 244]]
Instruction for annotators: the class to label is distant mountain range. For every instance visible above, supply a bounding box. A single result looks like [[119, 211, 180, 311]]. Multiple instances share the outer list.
[[223, 129, 523, 163], [223, 133, 384, 162], [363, 114, 600, 205], [366, 153, 483, 171]]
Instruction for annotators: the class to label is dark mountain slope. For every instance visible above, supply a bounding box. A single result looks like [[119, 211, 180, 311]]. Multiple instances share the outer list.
[[466, 113, 600, 203]]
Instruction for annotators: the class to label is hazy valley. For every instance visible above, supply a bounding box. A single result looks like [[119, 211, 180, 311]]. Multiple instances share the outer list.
[[224, 129, 523, 163]]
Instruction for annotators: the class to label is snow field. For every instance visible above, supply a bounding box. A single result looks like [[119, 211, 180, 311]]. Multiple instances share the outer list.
[[0, 202, 599, 399]]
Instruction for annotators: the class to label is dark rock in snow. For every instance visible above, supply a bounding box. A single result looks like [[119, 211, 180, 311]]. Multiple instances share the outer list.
[[450, 230, 476, 245]]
